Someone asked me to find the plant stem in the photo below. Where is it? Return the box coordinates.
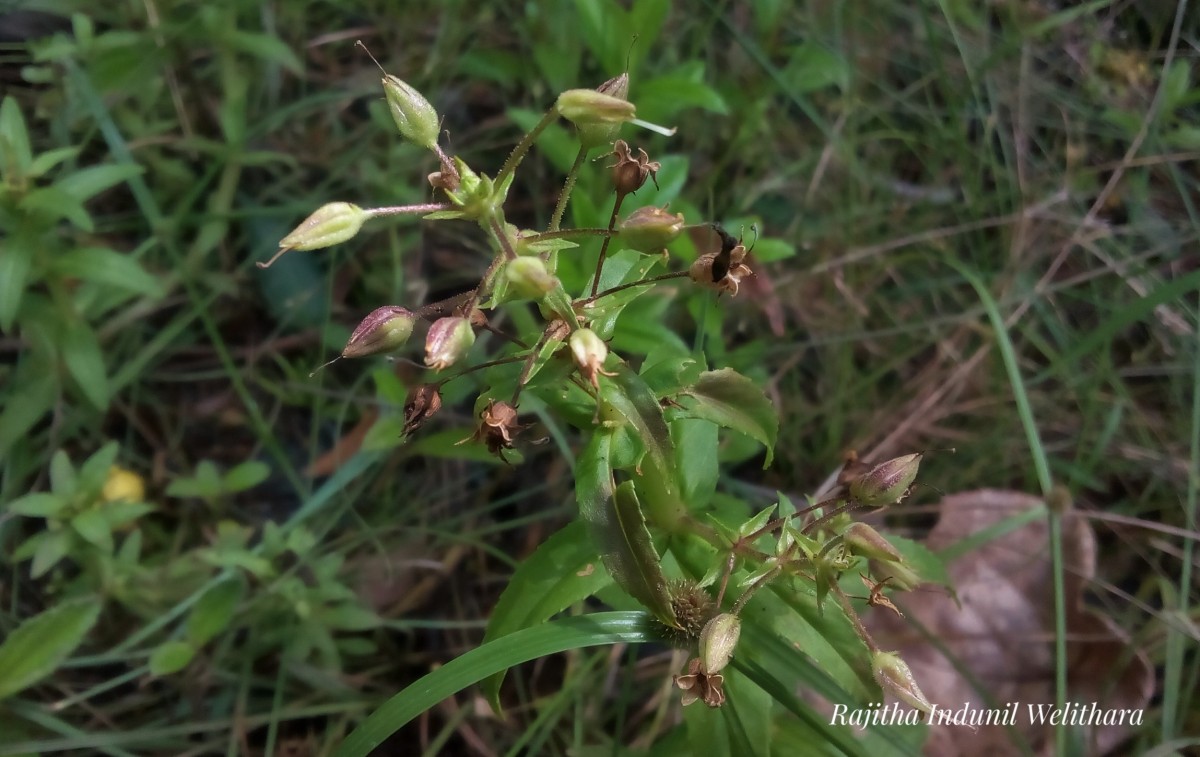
[731,565,781,615]
[439,355,528,386]
[497,108,558,185]
[524,228,616,243]
[589,195,625,298]
[365,202,452,218]
[831,582,878,652]
[432,144,459,185]
[584,271,688,304]
[549,146,589,232]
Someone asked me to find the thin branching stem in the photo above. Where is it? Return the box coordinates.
[524,228,617,243]
[831,582,878,652]
[549,146,589,232]
[590,194,625,298]
[497,108,558,185]
[584,271,688,304]
[438,355,528,387]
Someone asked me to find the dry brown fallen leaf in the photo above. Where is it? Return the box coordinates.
[865,489,1154,756]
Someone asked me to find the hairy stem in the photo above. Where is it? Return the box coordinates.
[831,582,878,652]
[549,146,589,232]
[365,202,453,218]
[524,228,617,243]
[497,108,558,185]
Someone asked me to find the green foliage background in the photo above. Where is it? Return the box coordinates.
[1,0,1197,754]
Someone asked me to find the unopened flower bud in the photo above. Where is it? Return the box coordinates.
[577,74,629,148]
[505,256,559,299]
[870,559,922,591]
[569,328,615,389]
[619,206,684,253]
[342,306,417,359]
[424,317,475,371]
[872,651,933,715]
[277,202,366,253]
[402,383,443,436]
[849,454,922,507]
[844,523,904,563]
[382,75,440,150]
[698,613,741,675]
[557,88,636,127]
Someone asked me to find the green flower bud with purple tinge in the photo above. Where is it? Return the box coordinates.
[698,613,741,675]
[618,205,685,253]
[557,86,636,128]
[577,73,630,148]
[849,453,922,507]
[341,306,417,358]
[279,202,366,251]
[872,651,933,714]
[844,522,904,563]
[382,74,440,150]
[424,316,475,371]
[505,256,559,299]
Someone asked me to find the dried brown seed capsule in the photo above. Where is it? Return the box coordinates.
[341,306,418,359]
[464,400,526,460]
[673,657,726,708]
[402,384,443,436]
[688,243,753,296]
[607,140,660,196]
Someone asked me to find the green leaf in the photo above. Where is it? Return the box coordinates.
[167,460,224,499]
[481,520,613,710]
[888,534,955,595]
[148,640,196,676]
[0,236,33,331]
[71,509,113,553]
[335,612,656,757]
[674,418,719,508]
[49,450,77,495]
[0,598,102,700]
[606,362,675,479]
[0,96,32,176]
[222,460,270,493]
[27,145,81,178]
[54,163,143,203]
[78,441,119,495]
[186,578,245,645]
[19,186,93,231]
[52,247,163,299]
[0,370,55,458]
[578,433,676,626]
[680,368,779,467]
[314,604,382,631]
[225,31,304,74]
[6,493,69,519]
[61,318,110,411]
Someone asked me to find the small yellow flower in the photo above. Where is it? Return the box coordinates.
[103,466,145,504]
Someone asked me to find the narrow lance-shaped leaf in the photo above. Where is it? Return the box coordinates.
[0,598,102,700]
[606,361,675,484]
[480,520,613,711]
[577,432,677,626]
[679,368,779,467]
[335,612,656,757]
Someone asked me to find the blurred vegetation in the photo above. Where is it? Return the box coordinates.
[0,0,1197,755]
